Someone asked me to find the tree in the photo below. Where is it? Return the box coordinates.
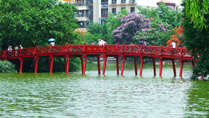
[113,12,151,44]
[133,3,181,46]
[0,0,79,49]
[185,0,209,29]
[182,1,209,79]
[0,0,80,72]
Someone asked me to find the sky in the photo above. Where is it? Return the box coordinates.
[137,0,183,7]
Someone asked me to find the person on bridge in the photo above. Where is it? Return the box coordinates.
[19,45,23,49]
[15,46,19,56]
[98,39,106,46]
[171,40,176,54]
[8,46,13,56]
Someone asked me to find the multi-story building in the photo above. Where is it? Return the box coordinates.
[108,0,137,16]
[61,0,138,27]
[60,0,182,29]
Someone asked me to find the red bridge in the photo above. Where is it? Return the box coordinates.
[0,44,196,78]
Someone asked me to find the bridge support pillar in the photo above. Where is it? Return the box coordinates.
[159,58,163,77]
[140,56,144,76]
[179,60,184,78]
[153,58,156,76]
[34,56,39,74]
[83,55,88,75]
[116,56,119,75]
[172,59,176,77]
[192,61,195,68]
[121,56,125,76]
[97,56,100,75]
[49,56,54,74]
[19,58,23,74]
[80,57,84,75]
[134,57,137,76]
[65,55,71,75]
[103,55,107,75]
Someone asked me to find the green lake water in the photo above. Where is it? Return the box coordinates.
[0,64,209,117]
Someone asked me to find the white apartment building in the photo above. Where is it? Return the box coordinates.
[61,0,182,28]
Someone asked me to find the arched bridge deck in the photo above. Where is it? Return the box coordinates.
[0,44,196,77]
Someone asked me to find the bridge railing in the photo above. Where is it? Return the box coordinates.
[0,44,193,59]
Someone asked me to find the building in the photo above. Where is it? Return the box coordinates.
[60,0,182,29]
[108,0,137,17]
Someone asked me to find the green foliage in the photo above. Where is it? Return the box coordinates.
[185,0,209,29]
[182,1,209,79]
[0,60,16,73]
[86,10,129,44]
[134,3,181,46]
[0,0,79,49]
[0,0,81,73]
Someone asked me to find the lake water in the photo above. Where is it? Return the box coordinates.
[0,65,209,118]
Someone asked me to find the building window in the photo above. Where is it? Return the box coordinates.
[121,0,126,4]
[101,8,108,17]
[112,8,116,15]
[129,0,135,3]
[112,0,116,4]
[101,0,108,5]
[130,7,135,12]
[121,7,126,10]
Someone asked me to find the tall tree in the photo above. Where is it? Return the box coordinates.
[182,1,209,79]
[112,12,151,44]
[0,0,79,49]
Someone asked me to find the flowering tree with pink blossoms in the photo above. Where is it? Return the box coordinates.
[112,12,151,44]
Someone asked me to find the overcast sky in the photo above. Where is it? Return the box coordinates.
[137,0,183,7]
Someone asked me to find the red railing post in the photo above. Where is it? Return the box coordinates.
[116,56,119,75]
[34,56,39,74]
[139,56,144,76]
[153,58,156,76]
[97,56,101,75]
[3,49,7,58]
[172,59,176,77]
[65,55,71,75]
[179,59,184,78]
[19,58,23,74]
[134,56,137,76]
[159,57,163,77]
[121,55,125,76]
[33,45,38,54]
[103,55,107,75]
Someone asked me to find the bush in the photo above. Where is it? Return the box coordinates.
[0,60,16,73]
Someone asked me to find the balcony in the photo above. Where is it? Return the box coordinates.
[129,0,135,3]
[76,14,89,17]
[101,1,108,5]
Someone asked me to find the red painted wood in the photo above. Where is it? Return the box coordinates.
[65,56,71,75]
[180,60,184,78]
[80,57,84,75]
[0,44,196,75]
[134,57,137,76]
[19,58,23,74]
[116,56,119,75]
[49,56,54,74]
[153,58,156,76]
[103,56,107,75]
[34,56,39,74]
[140,57,144,76]
[159,58,163,77]
[121,56,125,76]
[97,56,100,75]
[83,56,88,75]
[172,60,176,77]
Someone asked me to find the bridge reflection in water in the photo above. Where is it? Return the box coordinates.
[0,44,196,78]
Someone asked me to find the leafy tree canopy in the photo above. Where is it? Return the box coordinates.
[0,0,79,49]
